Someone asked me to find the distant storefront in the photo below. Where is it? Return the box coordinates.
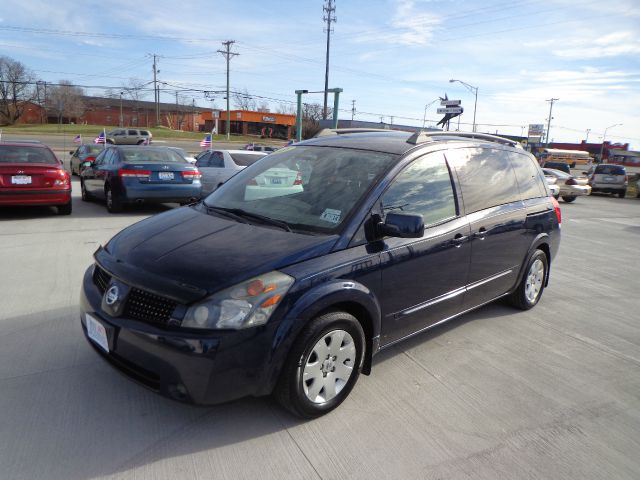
[199,110,296,139]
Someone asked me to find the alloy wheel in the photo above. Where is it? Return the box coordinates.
[524,258,545,304]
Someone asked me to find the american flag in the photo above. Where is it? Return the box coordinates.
[73,134,82,144]
[199,134,211,148]
[142,137,150,145]
[94,132,106,144]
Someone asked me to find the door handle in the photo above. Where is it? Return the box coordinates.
[452,233,468,247]
[473,227,487,240]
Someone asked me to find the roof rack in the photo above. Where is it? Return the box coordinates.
[313,128,393,137]
[406,131,521,148]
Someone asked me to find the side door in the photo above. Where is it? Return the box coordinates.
[92,149,116,199]
[378,151,472,346]
[83,149,105,194]
[202,151,225,192]
[445,147,529,310]
[127,129,140,145]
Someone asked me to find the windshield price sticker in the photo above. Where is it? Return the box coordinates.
[320,208,341,224]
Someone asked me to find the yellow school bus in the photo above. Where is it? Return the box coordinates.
[539,148,593,168]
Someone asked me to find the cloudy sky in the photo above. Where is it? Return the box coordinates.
[1,0,639,148]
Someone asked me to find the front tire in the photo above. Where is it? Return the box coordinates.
[508,249,548,310]
[562,196,576,203]
[274,311,365,418]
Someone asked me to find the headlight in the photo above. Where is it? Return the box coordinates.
[182,271,294,330]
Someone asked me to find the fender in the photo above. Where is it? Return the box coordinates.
[257,279,382,396]
[511,233,553,292]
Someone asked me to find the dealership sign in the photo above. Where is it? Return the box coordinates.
[440,99,461,107]
[262,116,276,122]
[437,107,464,114]
[528,124,544,136]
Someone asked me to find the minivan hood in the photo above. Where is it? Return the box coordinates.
[101,206,338,300]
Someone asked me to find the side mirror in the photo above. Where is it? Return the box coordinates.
[381,212,424,238]
[69,150,75,155]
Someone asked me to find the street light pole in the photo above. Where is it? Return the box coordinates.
[119,92,124,127]
[599,123,622,163]
[449,79,478,132]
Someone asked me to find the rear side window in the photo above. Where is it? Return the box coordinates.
[230,153,265,167]
[595,165,625,175]
[381,152,457,227]
[510,152,546,199]
[446,147,520,214]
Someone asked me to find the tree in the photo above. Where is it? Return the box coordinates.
[301,102,331,139]
[257,101,270,112]
[276,103,296,115]
[46,80,85,124]
[232,87,256,110]
[0,56,37,125]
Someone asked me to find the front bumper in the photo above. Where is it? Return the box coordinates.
[560,185,591,197]
[79,266,279,405]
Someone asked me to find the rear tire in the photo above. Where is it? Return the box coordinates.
[105,185,124,213]
[57,202,72,215]
[274,311,365,419]
[562,196,576,203]
[508,249,548,310]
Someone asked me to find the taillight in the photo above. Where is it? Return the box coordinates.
[54,169,70,187]
[85,156,96,162]
[118,169,150,178]
[624,175,628,185]
[293,171,303,185]
[181,169,201,180]
[551,196,562,226]
[565,178,577,186]
[247,178,258,186]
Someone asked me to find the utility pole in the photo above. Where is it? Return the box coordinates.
[218,40,239,140]
[351,99,356,121]
[175,91,179,130]
[152,54,160,126]
[322,0,336,120]
[545,98,559,147]
[585,128,591,143]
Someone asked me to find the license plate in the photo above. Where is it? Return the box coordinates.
[159,172,174,180]
[11,175,32,185]
[270,177,282,185]
[604,176,614,182]
[86,313,109,353]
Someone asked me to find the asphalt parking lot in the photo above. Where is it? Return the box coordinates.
[1,185,639,480]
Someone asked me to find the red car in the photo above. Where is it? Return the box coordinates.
[0,142,72,215]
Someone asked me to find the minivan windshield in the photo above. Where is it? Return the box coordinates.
[203,146,396,233]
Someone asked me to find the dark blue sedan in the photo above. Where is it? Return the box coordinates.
[80,146,202,212]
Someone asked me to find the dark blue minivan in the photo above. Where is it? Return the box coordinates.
[80,130,561,418]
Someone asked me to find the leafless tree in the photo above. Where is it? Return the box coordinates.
[122,77,148,102]
[301,102,331,139]
[232,87,256,110]
[0,56,37,125]
[103,88,119,99]
[47,80,85,124]
[256,101,270,112]
[276,102,296,115]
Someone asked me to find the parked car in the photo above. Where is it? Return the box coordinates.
[542,168,591,202]
[69,144,105,175]
[196,150,267,194]
[80,130,560,418]
[542,161,571,174]
[105,129,151,145]
[79,146,202,212]
[0,142,72,214]
[585,164,627,198]
[243,143,279,152]
[544,174,560,199]
[168,147,197,164]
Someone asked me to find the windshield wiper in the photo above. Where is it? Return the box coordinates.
[216,207,293,232]
[204,205,249,224]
